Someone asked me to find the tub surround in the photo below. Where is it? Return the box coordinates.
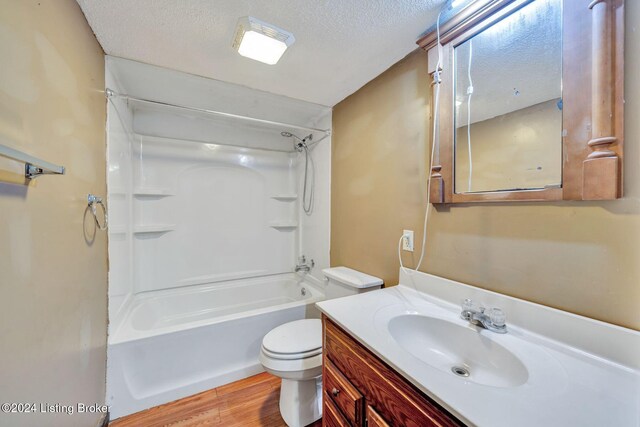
[106,56,332,321]
[316,269,640,427]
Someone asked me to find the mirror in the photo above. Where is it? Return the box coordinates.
[418,0,624,203]
[453,0,562,194]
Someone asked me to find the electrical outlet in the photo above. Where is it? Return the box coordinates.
[402,230,414,252]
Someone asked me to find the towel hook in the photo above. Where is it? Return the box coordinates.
[88,194,108,231]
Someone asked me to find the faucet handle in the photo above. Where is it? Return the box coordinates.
[489,308,506,327]
[461,298,479,313]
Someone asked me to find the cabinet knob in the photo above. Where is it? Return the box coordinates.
[331,388,340,397]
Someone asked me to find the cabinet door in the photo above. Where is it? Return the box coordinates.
[324,358,364,426]
[367,405,390,427]
[323,391,350,427]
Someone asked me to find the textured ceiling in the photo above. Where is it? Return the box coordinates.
[77,0,445,107]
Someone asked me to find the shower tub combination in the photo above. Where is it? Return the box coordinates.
[105,56,332,420]
[106,273,323,418]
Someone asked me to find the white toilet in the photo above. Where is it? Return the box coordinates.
[259,267,383,427]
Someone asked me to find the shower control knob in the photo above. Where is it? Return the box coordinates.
[331,388,340,397]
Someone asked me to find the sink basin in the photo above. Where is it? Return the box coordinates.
[388,314,528,388]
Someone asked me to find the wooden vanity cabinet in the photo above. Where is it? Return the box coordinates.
[322,315,464,427]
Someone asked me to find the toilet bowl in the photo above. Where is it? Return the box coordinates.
[259,319,323,427]
[259,267,383,427]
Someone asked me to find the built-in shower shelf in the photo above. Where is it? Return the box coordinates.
[133,188,175,198]
[133,224,176,234]
[271,194,298,201]
[269,221,298,229]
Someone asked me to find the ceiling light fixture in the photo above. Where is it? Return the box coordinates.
[232,16,295,65]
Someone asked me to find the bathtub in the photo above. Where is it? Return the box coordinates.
[106,273,324,419]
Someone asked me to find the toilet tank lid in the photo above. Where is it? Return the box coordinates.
[322,267,383,289]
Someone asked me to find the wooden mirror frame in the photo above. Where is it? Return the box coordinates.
[417,0,624,203]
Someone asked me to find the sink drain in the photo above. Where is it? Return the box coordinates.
[451,366,470,377]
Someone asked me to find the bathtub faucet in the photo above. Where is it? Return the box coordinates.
[295,256,314,273]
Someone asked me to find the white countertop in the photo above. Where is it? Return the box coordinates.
[316,271,640,427]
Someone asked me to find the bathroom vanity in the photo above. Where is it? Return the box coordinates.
[322,316,463,427]
[316,269,640,427]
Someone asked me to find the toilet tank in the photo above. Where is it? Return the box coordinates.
[322,267,383,300]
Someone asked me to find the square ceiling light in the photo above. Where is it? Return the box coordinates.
[232,16,295,65]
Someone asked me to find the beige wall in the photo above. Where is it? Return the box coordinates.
[455,99,562,193]
[332,2,640,331]
[0,1,108,426]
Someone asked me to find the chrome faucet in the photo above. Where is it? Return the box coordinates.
[294,255,314,273]
[460,299,507,334]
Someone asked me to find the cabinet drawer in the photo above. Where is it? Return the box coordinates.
[324,317,463,427]
[367,405,390,427]
[323,391,350,427]
[324,358,363,426]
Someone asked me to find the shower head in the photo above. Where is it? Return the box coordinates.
[281,131,312,142]
[281,131,303,152]
[281,131,313,152]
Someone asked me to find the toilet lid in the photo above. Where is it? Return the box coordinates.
[262,319,322,357]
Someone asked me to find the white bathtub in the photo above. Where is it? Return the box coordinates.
[106,273,324,419]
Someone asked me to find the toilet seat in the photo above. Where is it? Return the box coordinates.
[259,319,323,377]
[261,319,321,360]
[261,346,322,360]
